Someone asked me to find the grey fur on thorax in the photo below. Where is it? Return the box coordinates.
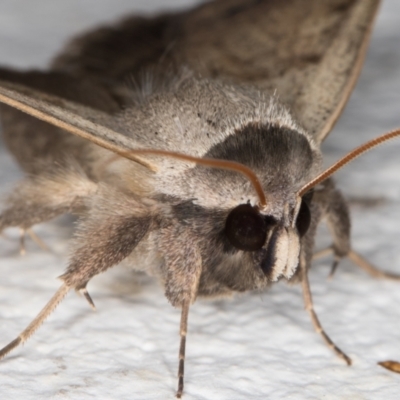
[116,75,322,211]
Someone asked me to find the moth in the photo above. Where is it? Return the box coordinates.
[0,0,399,398]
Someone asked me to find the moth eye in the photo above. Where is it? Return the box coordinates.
[225,204,273,251]
[295,199,311,237]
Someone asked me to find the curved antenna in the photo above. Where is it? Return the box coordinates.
[0,82,156,170]
[298,128,400,197]
[0,81,267,207]
[107,149,267,207]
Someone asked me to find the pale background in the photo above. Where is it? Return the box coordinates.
[0,1,400,399]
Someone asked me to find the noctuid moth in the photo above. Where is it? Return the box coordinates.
[0,0,400,398]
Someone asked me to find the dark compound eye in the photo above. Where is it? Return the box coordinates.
[296,199,311,237]
[225,204,274,251]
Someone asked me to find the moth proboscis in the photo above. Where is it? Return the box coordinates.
[0,0,400,397]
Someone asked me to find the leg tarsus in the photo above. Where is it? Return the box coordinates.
[176,300,190,399]
[77,287,96,310]
[312,246,342,279]
[348,250,400,281]
[18,228,49,256]
[312,247,333,261]
[27,228,50,252]
[0,338,22,360]
[19,228,26,256]
[328,256,340,279]
[0,284,70,360]
[312,246,400,281]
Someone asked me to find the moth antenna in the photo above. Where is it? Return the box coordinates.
[0,85,266,206]
[0,284,70,360]
[104,149,268,207]
[298,128,400,196]
[0,84,156,171]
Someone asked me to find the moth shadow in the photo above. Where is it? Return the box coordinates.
[95,268,159,302]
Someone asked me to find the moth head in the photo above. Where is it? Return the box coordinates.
[120,127,400,290]
[1,79,398,287]
[146,121,321,285]
[146,125,400,287]
[224,195,311,252]
[220,193,311,282]
[197,122,319,283]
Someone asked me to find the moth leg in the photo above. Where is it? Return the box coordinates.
[312,246,343,278]
[76,285,97,311]
[312,247,333,261]
[19,228,26,256]
[317,180,400,280]
[176,299,190,399]
[160,227,202,307]
[321,182,351,277]
[0,284,70,360]
[328,255,341,278]
[300,257,352,365]
[347,250,400,281]
[313,246,400,280]
[27,228,50,251]
[0,166,97,235]
[18,228,49,255]
[0,191,153,360]
[159,225,202,398]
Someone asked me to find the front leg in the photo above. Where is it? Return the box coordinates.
[0,188,155,360]
[312,178,351,272]
[296,179,352,364]
[314,179,400,280]
[299,177,400,366]
[159,224,202,398]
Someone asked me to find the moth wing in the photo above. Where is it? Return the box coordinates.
[179,0,382,143]
[0,68,118,174]
[52,0,381,143]
[0,76,157,173]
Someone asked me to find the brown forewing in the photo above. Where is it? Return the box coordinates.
[52,0,381,142]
